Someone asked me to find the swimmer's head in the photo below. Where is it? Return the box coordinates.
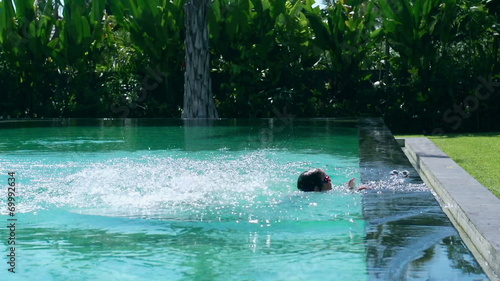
[297,168,332,192]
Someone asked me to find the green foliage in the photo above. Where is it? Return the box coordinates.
[107,0,186,117]
[0,0,111,117]
[1,0,57,116]
[0,0,499,133]
[210,0,323,117]
[377,0,499,133]
[303,0,380,116]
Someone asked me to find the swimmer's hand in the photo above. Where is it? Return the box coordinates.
[347,178,370,191]
[347,178,356,190]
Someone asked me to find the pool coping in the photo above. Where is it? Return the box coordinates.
[398,137,500,281]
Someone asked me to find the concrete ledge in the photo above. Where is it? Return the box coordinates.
[401,137,500,281]
[395,138,405,147]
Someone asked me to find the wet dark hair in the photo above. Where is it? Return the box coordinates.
[297,168,324,192]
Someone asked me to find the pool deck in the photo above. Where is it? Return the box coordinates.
[399,137,500,281]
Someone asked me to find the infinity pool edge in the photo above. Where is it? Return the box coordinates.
[400,137,500,281]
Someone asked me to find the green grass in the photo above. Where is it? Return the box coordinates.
[398,133,500,198]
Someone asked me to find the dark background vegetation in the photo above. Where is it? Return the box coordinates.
[1,0,499,134]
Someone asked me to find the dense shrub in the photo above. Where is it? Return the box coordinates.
[0,0,498,133]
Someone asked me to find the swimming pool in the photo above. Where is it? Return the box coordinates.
[0,119,488,280]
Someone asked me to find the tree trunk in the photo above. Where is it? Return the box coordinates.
[183,0,219,118]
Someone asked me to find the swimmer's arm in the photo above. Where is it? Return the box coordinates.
[347,178,370,191]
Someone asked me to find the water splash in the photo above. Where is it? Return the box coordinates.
[4,149,363,224]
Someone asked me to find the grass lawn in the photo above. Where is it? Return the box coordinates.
[398,133,500,198]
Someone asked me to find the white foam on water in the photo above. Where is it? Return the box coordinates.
[4,149,364,223]
[362,178,428,192]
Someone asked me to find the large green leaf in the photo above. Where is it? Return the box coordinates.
[304,10,333,50]
[15,0,35,22]
[0,0,16,44]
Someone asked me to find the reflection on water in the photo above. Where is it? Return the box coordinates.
[359,118,488,281]
[364,190,487,280]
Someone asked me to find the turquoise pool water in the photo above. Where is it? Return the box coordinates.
[1,119,367,280]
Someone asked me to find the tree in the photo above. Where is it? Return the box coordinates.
[183,0,219,118]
